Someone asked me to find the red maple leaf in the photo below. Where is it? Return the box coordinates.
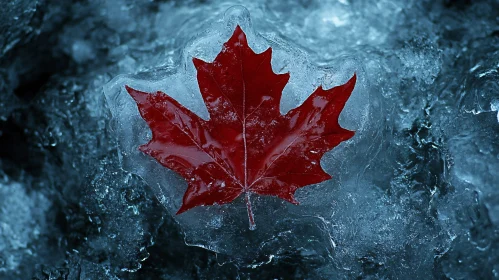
[126,26,356,229]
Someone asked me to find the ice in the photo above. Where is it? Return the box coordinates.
[71,40,96,64]
[461,50,499,118]
[0,0,38,120]
[0,178,53,278]
[0,0,38,54]
[104,5,379,261]
[0,0,498,278]
[397,36,442,86]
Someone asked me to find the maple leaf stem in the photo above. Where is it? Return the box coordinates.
[245,192,256,230]
[126,26,356,227]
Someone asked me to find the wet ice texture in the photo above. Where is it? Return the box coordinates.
[1,0,499,279]
[0,180,50,276]
[105,6,368,260]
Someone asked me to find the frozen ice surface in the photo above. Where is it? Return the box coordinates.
[0,178,59,279]
[105,5,371,260]
[0,0,498,279]
[0,0,39,54]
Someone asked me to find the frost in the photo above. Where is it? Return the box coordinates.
[0,179,50,275]
[105,6,364,259]
[1,0,499,278]
[0,0,38,54]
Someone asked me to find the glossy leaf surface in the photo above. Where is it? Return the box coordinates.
[126,26,356,228]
